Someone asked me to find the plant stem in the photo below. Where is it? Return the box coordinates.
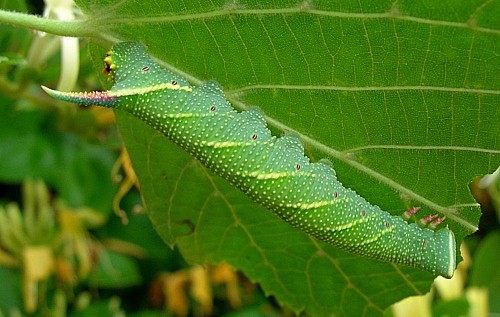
[0,9,93,37]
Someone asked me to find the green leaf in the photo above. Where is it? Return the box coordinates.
[86,248,142,288]
[79,0,498,315]
[0,98,117,213]
[69,297,125,317]
[0,266,22,313]
[470,230,500,313]
[432,297,469,317]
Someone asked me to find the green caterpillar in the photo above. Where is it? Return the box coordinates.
[43,42,456,278]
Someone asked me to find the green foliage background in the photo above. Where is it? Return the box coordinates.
[0,0,499,316]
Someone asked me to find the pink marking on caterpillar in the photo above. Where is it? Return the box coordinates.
[403,206,421,218]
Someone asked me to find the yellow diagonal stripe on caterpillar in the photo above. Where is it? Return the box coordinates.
[199,140,255,148]
[350,226,395,247]
[317,214,374,232]
[284,200,334,210]
[108,82,193,97]
[240,168,322,180]
[159,112,234,120]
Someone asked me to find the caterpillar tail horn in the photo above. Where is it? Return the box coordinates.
[41,86,117,107]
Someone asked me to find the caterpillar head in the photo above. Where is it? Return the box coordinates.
[102,50,116,76]
[41,42,190,107]
[101,42,189,91]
